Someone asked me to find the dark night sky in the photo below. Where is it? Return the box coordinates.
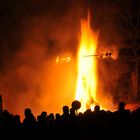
[0,0,80,62]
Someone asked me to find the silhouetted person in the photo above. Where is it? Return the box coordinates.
[71,100,81,115]
[132,107,140,129]
[0,95,3,114]
[13,115,21,129]
[47,113,55,129]
[70,108,76,116]
[55,113,61,128]
[118,102,125,111]
[113,102,131,133]
[2,110,14,128]
[37,111,47,129]
[60,105,70,129]
[94,105,100,113]
[69,107,78,129]
[62,106,69,116]
[22,108,36,129]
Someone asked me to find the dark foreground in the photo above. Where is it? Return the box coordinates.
[0,102,140,139]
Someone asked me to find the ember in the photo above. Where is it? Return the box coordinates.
[56,56,71,64]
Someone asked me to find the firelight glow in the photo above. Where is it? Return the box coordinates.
[75,13,99,112]
[56,56,71,64]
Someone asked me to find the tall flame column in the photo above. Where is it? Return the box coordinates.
[75,13,98,112]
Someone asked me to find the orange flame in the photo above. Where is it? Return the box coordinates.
[75,13,99,112]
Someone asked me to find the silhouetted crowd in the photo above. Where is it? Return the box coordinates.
[0,101,140,138]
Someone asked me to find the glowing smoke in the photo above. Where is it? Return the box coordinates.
[0,0,85,118]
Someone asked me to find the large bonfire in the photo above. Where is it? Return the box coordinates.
[75,13,99,112]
